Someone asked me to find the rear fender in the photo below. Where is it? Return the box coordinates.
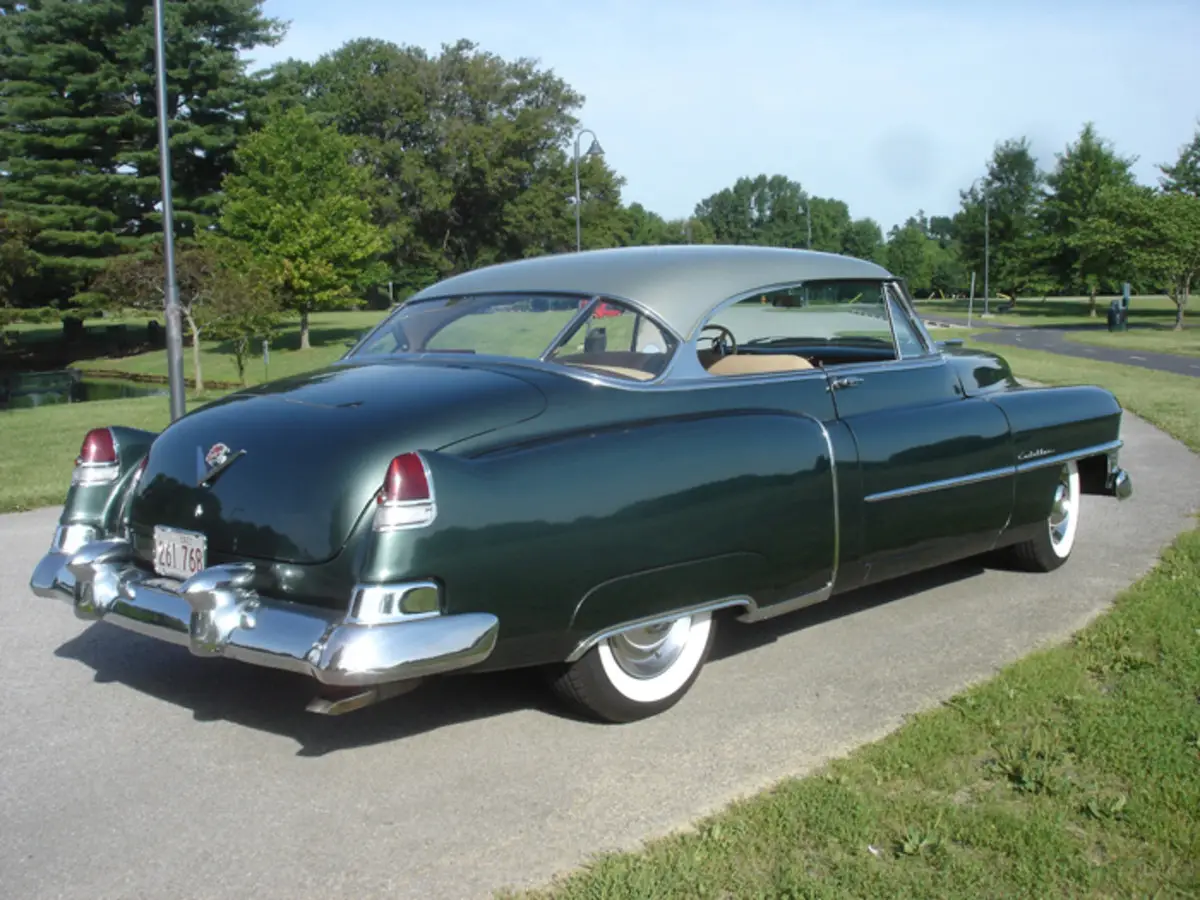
[59,425,158,538]
[356,410,838,662]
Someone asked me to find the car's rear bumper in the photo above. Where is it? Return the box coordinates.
[30,537,498,690]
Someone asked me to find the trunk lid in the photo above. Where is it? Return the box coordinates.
[127,360,546,564]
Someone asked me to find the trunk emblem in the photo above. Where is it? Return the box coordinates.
[197,443,246,487]
[205,443,232,469]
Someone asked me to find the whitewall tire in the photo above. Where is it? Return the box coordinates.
[1006,459,1081,572]
[549,610,717,722]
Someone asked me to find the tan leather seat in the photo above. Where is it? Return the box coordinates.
[707,354,814,376]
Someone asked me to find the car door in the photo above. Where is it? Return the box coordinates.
[827,282,1013,588]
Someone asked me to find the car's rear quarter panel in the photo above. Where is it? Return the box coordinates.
[366,406,838,669]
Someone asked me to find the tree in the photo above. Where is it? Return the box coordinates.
[842,218,884,263]
[956,138,1048,305]
[886,221,929,289]
[203,249,283,386]
[269,38,624,289]
[0,213,37,308]
[1042,123,1136,314]
[1158,122,1200,197]
[1078,186,1200,330]
[693,175,812,248]
[217,106,388,349]
[0,0,284,307]
[93,240,253,392]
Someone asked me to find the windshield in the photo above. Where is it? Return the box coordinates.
[348,292,678,381]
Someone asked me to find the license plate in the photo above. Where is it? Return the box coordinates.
[153,526,207,580]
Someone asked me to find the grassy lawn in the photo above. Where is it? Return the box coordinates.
[1064,327,1200,359]
[0,393,211,512]
[916,294,1193,331]
[502,348,1200,899]
[74,310,389,387]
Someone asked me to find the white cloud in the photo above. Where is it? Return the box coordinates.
[249,0,1200,231]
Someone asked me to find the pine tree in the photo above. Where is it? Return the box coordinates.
[0,0,283,307]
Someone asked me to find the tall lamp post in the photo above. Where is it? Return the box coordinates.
[153,0,185,420]
[803,196,812,249]
[573,128,603,252]
[971,176,991,317]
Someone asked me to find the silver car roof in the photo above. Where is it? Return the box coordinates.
[405,244,895,339]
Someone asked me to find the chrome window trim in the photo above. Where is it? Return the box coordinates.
[339,276,954,393]
[884,280,936,358]
[345,289,685,376]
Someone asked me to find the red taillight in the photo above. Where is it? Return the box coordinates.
[380,452,431,504]
[373,452,436,531]
[77,428,117,466]
[72,427,120,486]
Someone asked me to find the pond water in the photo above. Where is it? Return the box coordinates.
[0,370,167,411]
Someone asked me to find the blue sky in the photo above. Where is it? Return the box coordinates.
[247,0,1199,233]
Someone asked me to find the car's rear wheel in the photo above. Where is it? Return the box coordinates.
[549,610,716,723]
[1005,459,1081,572]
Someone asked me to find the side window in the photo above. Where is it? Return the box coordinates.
[546,299,676,380]
[701,280,907,374]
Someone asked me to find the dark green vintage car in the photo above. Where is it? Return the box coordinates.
[30,245,1132,722]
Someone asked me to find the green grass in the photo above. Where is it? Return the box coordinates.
[74,310,388,387]
[0,393,211,512]
[916,294,1193,330]
[1064,327,1200,358]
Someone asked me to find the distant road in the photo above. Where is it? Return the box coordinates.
[923,314,1200,379]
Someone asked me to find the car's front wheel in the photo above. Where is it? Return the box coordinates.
[1005,459,1081,571]
[548,610,716,723]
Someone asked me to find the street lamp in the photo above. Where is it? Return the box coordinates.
[153,0,185,420]
[803,196,812,249]
[971,176,991,317]
[573,129,603,252]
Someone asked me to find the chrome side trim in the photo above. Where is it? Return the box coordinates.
[737,583,833,623]
[1014,439,1123,473]
[865,465,1015,503]
[863,439,1126,504]
[565,596,755,663]
[819,417,840,588]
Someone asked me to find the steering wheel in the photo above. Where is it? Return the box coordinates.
[700,324,737,358]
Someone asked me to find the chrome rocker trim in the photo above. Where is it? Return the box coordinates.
[30,538,499,695]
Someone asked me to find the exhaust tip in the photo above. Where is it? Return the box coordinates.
[305,679,423,715]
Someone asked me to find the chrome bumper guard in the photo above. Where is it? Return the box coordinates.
[1109,467,1132,500]
[30,538,499,689]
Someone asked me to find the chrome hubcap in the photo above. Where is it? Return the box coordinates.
[607,617,692,679]
[1049,468,1073,546]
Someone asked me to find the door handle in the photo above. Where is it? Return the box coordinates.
[829,376,864,391]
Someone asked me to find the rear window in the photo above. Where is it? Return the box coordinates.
[349,293,677,381]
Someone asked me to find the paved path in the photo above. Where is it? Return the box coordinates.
[922,314,1200,378]
[2,412,1198,900]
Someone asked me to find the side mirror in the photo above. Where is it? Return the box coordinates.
[937,338,964,350]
